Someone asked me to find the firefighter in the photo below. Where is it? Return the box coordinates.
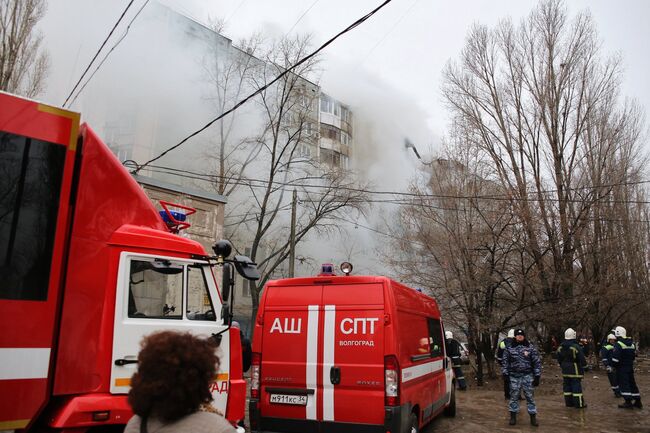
[557,328,588,408]
[600,333,621,398]
[496,329,515,399]
[502,328,541,427]
[612,326,642,409]
[445,331,467,391]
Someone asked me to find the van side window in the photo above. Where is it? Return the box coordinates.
[128,259,183,319]
[186,265,215,321]
[427,318,444,358]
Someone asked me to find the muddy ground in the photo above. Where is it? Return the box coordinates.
[425,354,650,433]
[243,355,649,432]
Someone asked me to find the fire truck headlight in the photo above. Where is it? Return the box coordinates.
[340,262,353,275]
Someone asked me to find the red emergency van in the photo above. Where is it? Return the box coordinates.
[249,266,456,433]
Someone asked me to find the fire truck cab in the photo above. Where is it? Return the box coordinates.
[249,265,456,433]
[0,92,254,432]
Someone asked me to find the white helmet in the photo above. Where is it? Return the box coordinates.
[607,334,616,341]
[614,326,627,338]
[445,331,453,339]
[507,329,515,338]
[564,328,576,340]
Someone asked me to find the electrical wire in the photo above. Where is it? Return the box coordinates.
[67,0,151,107]
[362,0,420,63]
[126,162,650,206]
[132,0,394,174]
[284,0,321,37]
[63,0,137,107]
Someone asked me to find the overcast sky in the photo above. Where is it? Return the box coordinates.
[159,0,650,146]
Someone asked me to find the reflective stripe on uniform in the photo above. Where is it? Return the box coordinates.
[616,341,636,350]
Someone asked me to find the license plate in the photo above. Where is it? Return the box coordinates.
[270,394,308,405]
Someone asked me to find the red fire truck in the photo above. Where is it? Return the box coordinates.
[0,92,256,432]
[249,263,456,433]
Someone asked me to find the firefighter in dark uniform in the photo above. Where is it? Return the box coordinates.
[445,331,467,391]
[600,333,621,398]
[556,328,588,408]
[496,329,515,399]
[612,326,642,409]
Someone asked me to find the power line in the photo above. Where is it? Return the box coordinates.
[67,0,151,107]
[285,0,321,37]
[127,162,650,206]
[63,0,137,107]
[363,0,420,63]
[132,0,394,174]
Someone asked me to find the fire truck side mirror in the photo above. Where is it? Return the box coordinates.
[222,262,234,302]
[233,255,260,281]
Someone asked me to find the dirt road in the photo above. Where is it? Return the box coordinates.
[425,355,650,433]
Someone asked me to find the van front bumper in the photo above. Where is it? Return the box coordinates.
[249,398,411,433]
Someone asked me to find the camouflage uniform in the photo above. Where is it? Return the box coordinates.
[502,339,542,415]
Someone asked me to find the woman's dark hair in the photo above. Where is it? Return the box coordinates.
[128,331,219,422]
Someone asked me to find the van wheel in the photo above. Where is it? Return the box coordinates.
[409,413,419,433]
[444,385,456,417]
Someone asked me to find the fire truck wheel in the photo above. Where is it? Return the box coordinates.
[443,385,457,417]
[409,413,419,433]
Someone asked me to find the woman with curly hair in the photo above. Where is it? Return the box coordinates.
[125,331,236,433]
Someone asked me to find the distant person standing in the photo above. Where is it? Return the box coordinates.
[557,328,588,408]
[496,329,515,399]
[600,333,621,398]
[445,331,467,391]
[502,328,542,427]
[612,326,642,409]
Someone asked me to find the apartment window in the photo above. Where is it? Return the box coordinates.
[320,125,339,141]
[300,144,312,158]
[341,107,350,123]
[341,131,349,145]
[320,96,332,113]
[333,103,340,117]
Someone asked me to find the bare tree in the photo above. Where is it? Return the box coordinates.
[0,0,49,97]
[441,0,648,346]
[205,33,368,321]
[384,132,533,383]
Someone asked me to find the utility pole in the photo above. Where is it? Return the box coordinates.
[289,189,297,277]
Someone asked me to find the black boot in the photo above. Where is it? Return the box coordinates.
[618,400,634,409]
[634,398,643,409]
[509,412,516,425]
[530,414,539,427]
[564,395,574,407]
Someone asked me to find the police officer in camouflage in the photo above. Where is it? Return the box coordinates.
[502,328,542,426]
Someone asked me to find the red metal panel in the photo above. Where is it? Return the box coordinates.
[225,327,244,422]
[0,92,76,146]
[0,93,79,430]
[323,283,385,424]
